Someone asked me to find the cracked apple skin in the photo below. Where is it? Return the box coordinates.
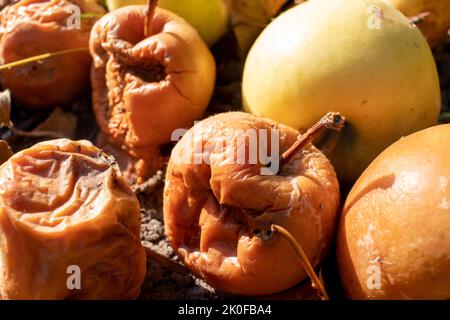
[163,112,340,296]
[0,139,146,300]
[0,0,105,109]
[338,125,450,299]
[386,0,450,47]
[242,0,441,184]
[90,5,216,175]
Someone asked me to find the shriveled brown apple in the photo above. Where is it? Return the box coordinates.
[0,139,146,300]
[164,111,342,296]
[90,2,216,183]
[0,0,105,108]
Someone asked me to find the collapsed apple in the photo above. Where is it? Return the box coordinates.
[0,139,146,299]
[90,3,216,183]
[105,0,230,46]
[242,0,441,183]
[386,0,450,47]
[338,125,450,299]
[164,112,342,296]
[0,0,105,108]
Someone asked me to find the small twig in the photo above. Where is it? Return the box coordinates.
[80,12,104,19]
[145,246,191,277]
[0,47,88,71]
[271,224,329,300]
[409,12,430,26]
[281,112,345,166]
[144,0,158,38]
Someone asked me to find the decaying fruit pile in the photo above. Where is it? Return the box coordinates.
[0,0,449,300]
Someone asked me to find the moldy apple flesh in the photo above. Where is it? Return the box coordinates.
[90,4,216,183]
[163,112,340,296]
[0,0,105,109]
[242,0,441,183]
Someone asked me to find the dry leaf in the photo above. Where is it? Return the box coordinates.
[0,90,11,127]
[0,140,13,165]
[32,107,77,139]
[231,0,303,56]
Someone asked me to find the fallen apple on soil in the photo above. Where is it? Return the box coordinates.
[338,124,450,299]
[242,0,441,183]
[386,0,450,47]
[90,2,216,183]
[0,0,105,108]
[0,139,146,299]
[163,111,342,296]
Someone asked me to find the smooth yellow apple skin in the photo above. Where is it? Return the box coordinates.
[105,0,146,11]
[242,0,441,183]
[158,0,230,46]
[385,0,450,47]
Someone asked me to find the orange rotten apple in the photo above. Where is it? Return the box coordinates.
[0,0,105,108]
[90,1,216,183]
[164,111,344,296]
[0,139,146,300]
[338,125,450,299]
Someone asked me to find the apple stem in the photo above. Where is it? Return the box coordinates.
[409,12,430,26]
[281,112,345,166]
[144,0,158,38]
[271,224,329,300]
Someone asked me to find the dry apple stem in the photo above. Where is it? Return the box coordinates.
[0,47,89,71]
[409,12,430,26]
[281,112,345,165]
[273,112,344,299]
[144,0,158,38]
[271,224,329,300]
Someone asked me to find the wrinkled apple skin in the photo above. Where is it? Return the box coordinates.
[164,112,340,296]
[386,0,450,47]
[0,139,146,300]
[0,0,105,109]
[90,5,216,151]
[242,0,441,183]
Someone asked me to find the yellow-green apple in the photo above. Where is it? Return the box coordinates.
[242,0,441,183]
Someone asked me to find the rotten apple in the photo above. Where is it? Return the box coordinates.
[0,139,146,300]
[90,2,216,183]
[0,0,105,108]
[163,111,343,296]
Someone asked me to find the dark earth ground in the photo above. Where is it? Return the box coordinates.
[0,6,449,299]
